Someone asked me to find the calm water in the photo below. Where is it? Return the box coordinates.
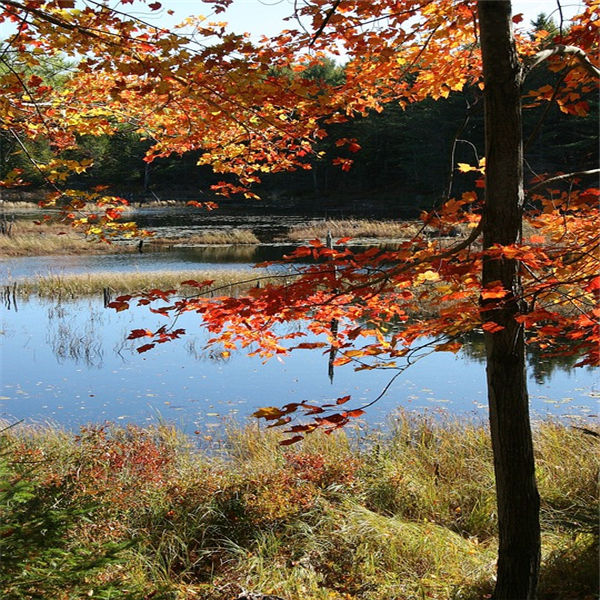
[1,296,597,433]
[0,246,298,282]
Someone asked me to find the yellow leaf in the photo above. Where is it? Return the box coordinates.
[252,406,284,420]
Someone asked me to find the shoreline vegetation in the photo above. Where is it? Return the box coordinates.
[12,269,285,299]
[1,416,597,600]
[0,213,426,258]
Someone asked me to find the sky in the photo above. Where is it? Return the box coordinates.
[0,0,586,42]
[133,0,584,38]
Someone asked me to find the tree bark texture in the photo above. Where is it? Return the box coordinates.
[478,2,541,599]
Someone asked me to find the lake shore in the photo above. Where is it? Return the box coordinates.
[0,209,426,258]
[1,417,596,600]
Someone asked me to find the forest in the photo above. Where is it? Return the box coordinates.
[1,14,597,216]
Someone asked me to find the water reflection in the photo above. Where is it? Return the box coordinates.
[0,297,596,429]
[459,331,587,385]
[46,303,105,368]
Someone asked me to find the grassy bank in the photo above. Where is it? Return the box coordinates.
[0,220,135,257]
[147,230,261,246]
[1,416,597,600]
[13,269,287,298]
[286,219,423,242]
[0,216,428,258]
[0,220,264,257]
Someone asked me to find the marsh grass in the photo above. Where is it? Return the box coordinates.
[287,219,424,241]
[0,416,596,600]
[0,220,135,257]
[0,219,263,257]
[147,229,261,246]
[14,268,286,298]
[2,215,468,258]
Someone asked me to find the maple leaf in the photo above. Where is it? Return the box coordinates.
[136,343,156,353]
[279,435,304,446]
[252,406,285,420]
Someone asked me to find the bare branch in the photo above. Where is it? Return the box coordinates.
[527,169,600,192]
[524,44,600,79]
[308,0,341,47]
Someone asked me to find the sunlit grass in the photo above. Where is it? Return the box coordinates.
[1,216,458,258]
[1,416,596,599]
[147,229,261,246]
[14,268,287,298]
[286,219,425,241]
[0,219,262,257]
[0,220,134,257]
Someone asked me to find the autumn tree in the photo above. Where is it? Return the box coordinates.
[1,0,598,598]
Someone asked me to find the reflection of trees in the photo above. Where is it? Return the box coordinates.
[46,302,104,368]
[459,331,584,385]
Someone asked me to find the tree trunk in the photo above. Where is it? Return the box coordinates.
[478,2,541,599]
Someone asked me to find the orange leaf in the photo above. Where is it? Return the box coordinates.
[482,322,505,333]
[345,409,365,418]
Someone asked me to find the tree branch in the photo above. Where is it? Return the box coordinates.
[308,0,341,47]
[524,44,600,79]
[527,169,600,192]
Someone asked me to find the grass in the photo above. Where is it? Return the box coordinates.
[0,219,263,257]
[0,215,431,259]
[147,230,261,246]
[0,220,136,257]
[1,415,597,600]
[13,268,288,298]
[286,219,425,242]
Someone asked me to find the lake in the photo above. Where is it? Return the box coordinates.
[1,289,596,433]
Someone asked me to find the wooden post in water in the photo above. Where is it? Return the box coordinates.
[103,287,112,308]
[326,230,338,383]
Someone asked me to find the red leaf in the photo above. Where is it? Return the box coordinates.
[108,300,129,312]
[293,342,327,350]
[585,276,600,293]
[127,328,154,340]
[512,13,523,23]
[318,413,347,423]
[336,395,351,405]
[181,279,214,289]
[279,435,304,446]
[148,2,161,10]
[137,343,156,353]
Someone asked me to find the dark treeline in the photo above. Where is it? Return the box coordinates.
[1,15,597,217]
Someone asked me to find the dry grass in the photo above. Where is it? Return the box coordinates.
[0,220,134,257]
[0,417,596,600]
[14,268,288,298]
[147,229,261,246]
[286,219,424,241]
[0,220,261,257]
